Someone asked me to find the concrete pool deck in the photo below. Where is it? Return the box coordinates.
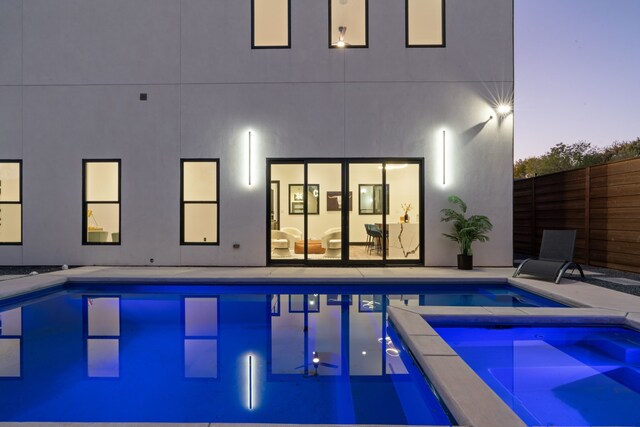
[1,266,639,427]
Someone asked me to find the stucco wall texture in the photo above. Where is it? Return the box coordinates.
[0,0,513,266]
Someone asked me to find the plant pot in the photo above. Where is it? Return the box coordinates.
[457,254,473,270]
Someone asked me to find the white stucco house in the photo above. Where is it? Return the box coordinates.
[0,0,513,267]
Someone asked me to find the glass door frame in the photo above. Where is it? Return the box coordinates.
[266,157,424,266]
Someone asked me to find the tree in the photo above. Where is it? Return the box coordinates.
[514,139,640,178]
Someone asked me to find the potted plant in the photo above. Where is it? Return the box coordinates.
[440,195,493,270]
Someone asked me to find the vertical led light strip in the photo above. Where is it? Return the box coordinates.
[248,131,252,186]
[442,130,446,185]
[248,355,253,409]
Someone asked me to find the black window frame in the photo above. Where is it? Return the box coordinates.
[328,0,369,49]
[251,0,292,49]
[82,159,122,246]
[180,159,220,246]
[266,157,424,267]
[358,184,390,215]
[0,159,23,245]
[405,0,446,48]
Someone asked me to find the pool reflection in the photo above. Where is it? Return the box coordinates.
[0,290,449,424]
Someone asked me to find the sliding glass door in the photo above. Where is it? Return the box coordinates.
[268,158,422,266]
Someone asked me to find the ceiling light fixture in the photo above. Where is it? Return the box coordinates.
[378,164,408,171]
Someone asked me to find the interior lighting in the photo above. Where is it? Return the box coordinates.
[378,164,408,171]
[334,26,349,48]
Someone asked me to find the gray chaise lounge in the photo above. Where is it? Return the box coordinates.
[513,229,585,284]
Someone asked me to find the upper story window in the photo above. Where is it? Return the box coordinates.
[181,160,219,245]
[0,161,22,244]
[329,0,368,48]
[252,0,290,48]
[406,0,445,47]
[83,160,121,245]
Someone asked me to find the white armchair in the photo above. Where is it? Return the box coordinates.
[321,229,341,258]
[271,230,292,257]
[277,227,301,248]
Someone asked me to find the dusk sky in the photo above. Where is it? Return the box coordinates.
[514,0,640,161]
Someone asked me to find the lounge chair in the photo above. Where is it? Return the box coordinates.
[513,229,585,284]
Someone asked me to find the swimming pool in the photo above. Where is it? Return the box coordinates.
[0,285,457,424]
[435,324,640,426]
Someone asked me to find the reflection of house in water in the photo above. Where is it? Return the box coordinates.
[0,308,22,378]
[0,291,447,424]
[270,294,407,377]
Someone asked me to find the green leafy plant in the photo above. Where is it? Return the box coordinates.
[440,195,493,256]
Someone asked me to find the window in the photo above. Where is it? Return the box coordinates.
[329,0,368,48]
[181,160,219,245]
[0,161,22,244]
[252,0,290,48]
[358,184,389,215]
[406,0,445,47]
[83,160,121,245]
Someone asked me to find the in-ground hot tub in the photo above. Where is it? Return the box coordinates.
[435,323,640,426]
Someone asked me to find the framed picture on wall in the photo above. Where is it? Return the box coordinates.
[289,184,320,215]
[326,191,352,211]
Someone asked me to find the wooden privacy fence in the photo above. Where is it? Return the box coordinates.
[514,156,640,274]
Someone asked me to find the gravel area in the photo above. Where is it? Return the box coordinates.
[515,255,640,297]
[0,265,65,281]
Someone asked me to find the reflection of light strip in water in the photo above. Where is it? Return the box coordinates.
[248,355,253,409]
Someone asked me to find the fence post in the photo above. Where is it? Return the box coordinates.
[584,167,590,266]
[531,176,536,255]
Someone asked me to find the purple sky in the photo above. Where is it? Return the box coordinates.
[514,0,640,161]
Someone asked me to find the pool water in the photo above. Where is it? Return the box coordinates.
[435,325,640,426]
[0,285,455,424]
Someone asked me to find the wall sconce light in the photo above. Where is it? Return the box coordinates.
[442,130,446,185]
[248,131,252,186]
[496,104,512,116]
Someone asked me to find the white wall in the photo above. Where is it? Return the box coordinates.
[0,0,514,267]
